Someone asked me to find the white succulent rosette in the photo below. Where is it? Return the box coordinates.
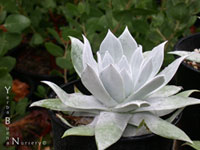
[31,27,200,150]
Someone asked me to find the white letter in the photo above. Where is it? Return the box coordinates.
[5,86,11,94]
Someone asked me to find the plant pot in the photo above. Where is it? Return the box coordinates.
[173,33,200,150]
[48,80,179,150]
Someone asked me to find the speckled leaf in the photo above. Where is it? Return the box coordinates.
[70,36,84,77]
[95,112,131,150]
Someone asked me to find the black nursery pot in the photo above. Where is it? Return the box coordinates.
[173,33,200,149]
[48,80,178,150]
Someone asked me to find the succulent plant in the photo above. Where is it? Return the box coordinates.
[31,27,200,150]
[170,50,200,63]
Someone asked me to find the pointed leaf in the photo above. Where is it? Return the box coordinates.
[184,141,200,150]
[177,90,199,97]
[169,51,200,63]
[62,126,95,137]
[70,36,84,77]
[149,41,167,77]
[42,81,107,110]
[130,46,144,84]
[123,125,150,137]
[100,64,125,103]
[126,75,165,102]
[117,55,130,72]
[81,65,117,107]
[95,112,131,150]
[151,85,182,97]
[135,96,200,116]
[102,51,114,69]
[99,30,123,63]
[118,27,138,62]
[82,35,97,72]
[143,113,192,143]
[159,56,188,85]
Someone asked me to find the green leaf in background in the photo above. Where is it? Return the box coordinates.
[0,123,6,146]
[0,67,8,78]
[61,27,82,41]
[4,14,31,33]
[56,56,73,70]
[47,28,62,44]
[184,141,200,150]
[34,85,47,98]
[45,42,64,57]
[0,10,7,24]
[0,0,18,13]
[15,98,28,116]
[41,0,56,9]
[30,33,44,45]
[0,56,16,72]
[0,32,22,56]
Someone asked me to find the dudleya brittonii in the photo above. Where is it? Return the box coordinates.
[31,27,200,150]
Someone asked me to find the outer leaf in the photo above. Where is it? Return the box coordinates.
[184,141,200,150]
[56,114,74,127]
[70,36,84,77]
[126,75,165,102]
[41,81,107,110]
[99,30,123,63]
[4,14,30,33]
[30,99,74,111]
[118,27,138,62]
[95,112,131,150]
[135,96,200,116]
[169,51,200,63]
[159,56,188,85]
[143,113,192,143]
[62,116,99,137]
[81,65,117,107]
[100,64,125,103]
[82,35,97,72]
[177,90,199,97]
[150,85,182,98]
[123,125,150,137]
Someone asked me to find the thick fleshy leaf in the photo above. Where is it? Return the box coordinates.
[99,30,123,63]
[135,96,200,116]
[97,52,103,72]
[70,36,84,77]
[118,27,138,62]
[130,46,144,84]
[101,51,114,69]
[125,75,165,102]
[169,51,200,63]
[100,64,125,103]
[184,141,200,150]
[166,108,183,123]
[81,65,117,107]
[159,56,188,85]
[149,41,167,77]
[177,90,199,97]
[95,112,131,150]
[120,69,133,97]
[82,35,98,72]
[41,81,107,110]
[112,100,149,112]
[123,125,150,137]
[150,85,182,98]
[117,55,131,73]
[62,116,99,137]
[30,99,74,111]
[143,113,192,143]
[134,58,153,91]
